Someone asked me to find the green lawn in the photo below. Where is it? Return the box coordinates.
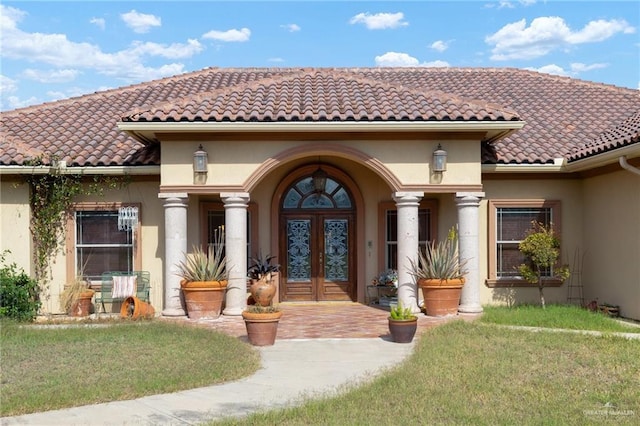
[3,305,639,425]
[480,303,640,333]
[0,320,260,416]
[214,319,640,425]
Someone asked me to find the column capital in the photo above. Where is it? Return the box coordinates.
[158,192,188,200]
[220,192,250,206]
[455,192,485,200]
[392,191,424,205]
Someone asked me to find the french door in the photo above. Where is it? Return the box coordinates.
[280,213,354,301]
[278,171,356,302]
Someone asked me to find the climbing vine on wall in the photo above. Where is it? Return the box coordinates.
[24,158,127,300]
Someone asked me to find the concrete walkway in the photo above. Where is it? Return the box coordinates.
[1,338,415,425]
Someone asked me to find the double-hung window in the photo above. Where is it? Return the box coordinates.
[378,200,438,270]
[200,202,258,264]
[70,204,140,283]
[487,200,562,286]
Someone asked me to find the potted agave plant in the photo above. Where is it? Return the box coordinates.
[409,227,468,317]
[242,252,282,346]
[175,227,228,320]
[388,301,418,343]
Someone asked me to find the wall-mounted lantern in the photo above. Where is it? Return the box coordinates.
[193,144,208,184]
[433,143,447,173]
[312,166,328,193]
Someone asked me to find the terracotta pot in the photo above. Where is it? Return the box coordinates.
[249,277,277,307]
[418,278,465,317]
[69,290,95,317]
[388,317,417,343]
[120,296,155,319]
[181,280,228,320]
[242,310,282,346]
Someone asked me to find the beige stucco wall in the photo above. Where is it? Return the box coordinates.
[1,178,164,315]
[582,170,640,320]
[160,137,482,188]
[480,178,584,308]
[0,179,32,274]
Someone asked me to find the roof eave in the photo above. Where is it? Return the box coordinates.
[565,144,640,173]
[117,120,526,144]
[0,165,160,175]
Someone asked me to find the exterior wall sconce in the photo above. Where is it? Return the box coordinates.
[193,144,208,183]
[312,166,328,193]
[433,143,447,173]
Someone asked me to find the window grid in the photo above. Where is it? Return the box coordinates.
[75,210,134,282]
[496,207,552,278]
[384,209,432,270]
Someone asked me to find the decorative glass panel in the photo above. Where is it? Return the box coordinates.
[324,219,348,281]
[333,188,352,208]
[287,219,311,282]
[295,178,314,194]
[301,194,333,208]
[283,175,353,210]
[283,189,302,208]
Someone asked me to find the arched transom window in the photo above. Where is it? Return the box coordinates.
[282,176,352,209]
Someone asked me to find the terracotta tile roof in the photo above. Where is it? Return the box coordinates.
[568,111,640,162]
[1,67,638,167]
[122,69,520,123]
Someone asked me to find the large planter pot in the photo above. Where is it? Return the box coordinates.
[181,280,228,320]
[418,278,465,317]
[69,290,95,317]
[242,310,282,346]
[120,296,155,319]
[388,317,418,343]
[249,277,277,307]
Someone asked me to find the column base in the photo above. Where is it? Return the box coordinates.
[222,307,244,316]
[458,303,483,314]
[161,307,187,317]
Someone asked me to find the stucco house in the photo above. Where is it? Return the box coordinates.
[1,67,638,320]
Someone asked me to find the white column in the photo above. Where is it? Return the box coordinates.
[159,193,188,317]
[456,192,484,313]
[393,192,424,314]
[221,192,250,316]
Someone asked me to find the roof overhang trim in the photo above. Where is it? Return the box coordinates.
[0,165,160,175]
[117,120,525,144]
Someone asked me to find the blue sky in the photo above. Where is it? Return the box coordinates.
[1,1,638,111]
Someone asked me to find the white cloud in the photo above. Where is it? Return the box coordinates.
[120,10,161,34]
[22,68,80,83]
[487,16,636,61]
[0,74,18,94]
[127,39,204,59]
[281,24,300,32]
[528,64,569,77]
[349,12,408,30]
[374,52,450,68]
[527,62,609,79]
[570,62,608,73]
[0,5,25,31]
[268,57,285,63]
[0,6,190,85]
[422,60,450,68]
[566,19,635,43]
[2,95,39,110]
[202,28,251,42]
[90,17,105,30]
[430,40,449,52]
[375,52,419,66]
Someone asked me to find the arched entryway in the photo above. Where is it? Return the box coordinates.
[275,164,359,302]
